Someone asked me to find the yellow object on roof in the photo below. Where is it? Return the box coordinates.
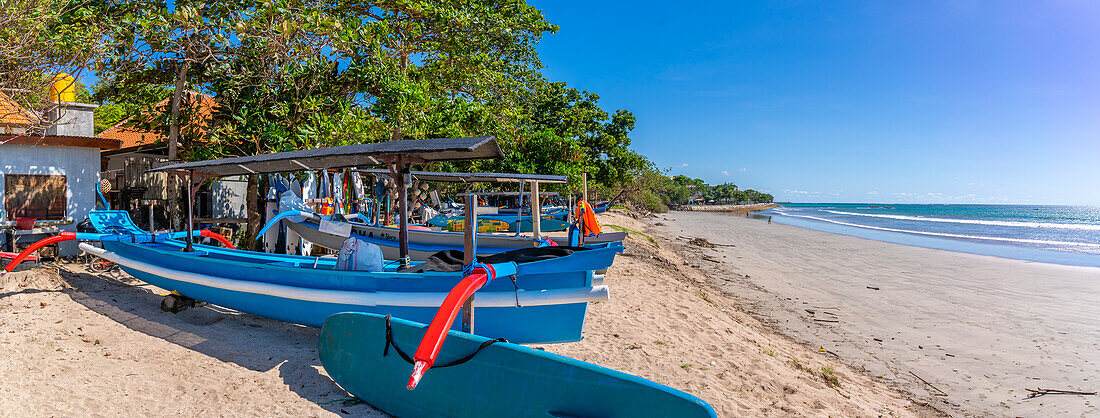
[50,73,76,102]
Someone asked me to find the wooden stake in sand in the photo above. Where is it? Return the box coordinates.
[1025,388,1096,398]
[909,371,948,396]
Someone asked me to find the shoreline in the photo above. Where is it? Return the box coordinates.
[651,210,1100,417]
[760,204,1100,268]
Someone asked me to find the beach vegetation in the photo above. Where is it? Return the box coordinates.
[596,168,773,213]
[680,363,693,370]
[604,224,655,244]
[654,340,668,345]
[819,366,841,388]
[762,348,777,357]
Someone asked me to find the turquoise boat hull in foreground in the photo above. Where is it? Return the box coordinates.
[319,312,717,418]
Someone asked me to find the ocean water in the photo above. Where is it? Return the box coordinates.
[758,204,1100,267]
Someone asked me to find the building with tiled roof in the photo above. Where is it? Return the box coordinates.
[0,92,37,135]
[96,91,216,149]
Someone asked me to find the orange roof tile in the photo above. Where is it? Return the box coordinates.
[97,91,216,149]
[0,92,35,126]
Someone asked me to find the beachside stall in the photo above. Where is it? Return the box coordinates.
[0,135,120,259]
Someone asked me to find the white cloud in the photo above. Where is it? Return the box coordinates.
[721,170,730,176]
[681,163,689,167]
[867,191,878,195]
[739,168,747,172]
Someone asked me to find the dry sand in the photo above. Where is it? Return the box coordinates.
[0,211,942,417]
[651,210,1100,417]
[0,265,383,416]
[546,211,935,417]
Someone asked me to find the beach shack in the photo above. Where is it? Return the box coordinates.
[0,93,120,257]
[97,92,247,230]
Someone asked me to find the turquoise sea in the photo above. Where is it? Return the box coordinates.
[758,204,1100,267]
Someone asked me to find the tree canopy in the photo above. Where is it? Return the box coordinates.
[8,0,773,221]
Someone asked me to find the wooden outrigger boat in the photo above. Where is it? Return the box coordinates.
[265,169,624,261]
[3,136,714,416]
[4,137,618,343]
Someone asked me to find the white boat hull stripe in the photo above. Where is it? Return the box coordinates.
[79,243,610,308]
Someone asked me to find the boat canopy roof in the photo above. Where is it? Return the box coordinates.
[150,136,503,177]
[460,191,560,197]
[358,169,567,184]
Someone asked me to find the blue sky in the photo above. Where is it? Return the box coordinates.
[529,1,1100,205]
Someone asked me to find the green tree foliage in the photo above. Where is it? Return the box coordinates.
[498,81,648,190]
[69,1,688,223]
[0,0,112,132]
[331,0,557,142]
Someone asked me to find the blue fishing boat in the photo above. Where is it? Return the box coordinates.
[320,312,717,417]
[5,137,620,344]
[426,212,570,231]
[269,170,616,260]
[74,210,616,343]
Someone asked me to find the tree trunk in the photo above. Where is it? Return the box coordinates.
[166,62,190,230]
[246,174,263,251]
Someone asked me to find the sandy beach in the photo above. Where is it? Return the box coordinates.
[0,210,947,417]
[652,210,1100,417]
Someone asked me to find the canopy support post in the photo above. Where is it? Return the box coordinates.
[515,180,524,236]
[462,193,477,334]
[185,170,196,252]
[148,203,155,234]
[390,157,412,267]
[531,181,541,240]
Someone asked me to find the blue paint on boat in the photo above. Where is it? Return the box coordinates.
[428,209,571,231]
[319,312,717,418]
[85,210,621,343]
[508,219,571,233]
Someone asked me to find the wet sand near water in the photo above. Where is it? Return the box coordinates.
[652,210,1100,417]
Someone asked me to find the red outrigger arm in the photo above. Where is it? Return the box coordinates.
[3,232,77,272]
[3,229,234,273]
[199,230,236,250]
[407,261,517,390]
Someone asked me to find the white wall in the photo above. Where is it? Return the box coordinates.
[211,177,247,219]
[0,145,101,256]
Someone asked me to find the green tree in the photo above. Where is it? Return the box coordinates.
[0,0,112,133]
[497,81,648,191]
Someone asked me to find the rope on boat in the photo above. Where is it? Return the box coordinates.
[383,314,506,368]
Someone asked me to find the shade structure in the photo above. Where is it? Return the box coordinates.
[357,169,567,184]
[459,192,560,197]
[150,136,503,177]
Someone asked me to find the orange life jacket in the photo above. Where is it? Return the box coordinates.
[319,197,335,215]
[574,201,602,236]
